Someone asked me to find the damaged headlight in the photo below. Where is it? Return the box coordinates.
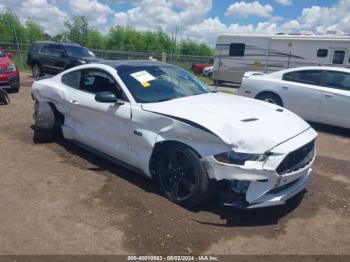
[214,151,268,165]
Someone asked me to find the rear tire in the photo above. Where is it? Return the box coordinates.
[256,92,283,107]
[33,102,60,143]
[156,144,213,207]
[32,64,42,80]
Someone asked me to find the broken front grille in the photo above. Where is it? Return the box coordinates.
[277,140,315,175]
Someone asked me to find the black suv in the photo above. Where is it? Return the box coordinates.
[27,41,99,78]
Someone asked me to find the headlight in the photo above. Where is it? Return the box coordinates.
[214,151,268,165]
[5,63,16,73]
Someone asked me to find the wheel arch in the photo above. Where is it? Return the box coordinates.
[255,91,284,106]
[149,140,201,179]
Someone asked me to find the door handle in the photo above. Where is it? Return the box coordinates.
[324,94,333,98]
[69,100,79,104]
[281,86,288,90]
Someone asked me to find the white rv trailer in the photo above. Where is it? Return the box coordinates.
[213,34,350,84]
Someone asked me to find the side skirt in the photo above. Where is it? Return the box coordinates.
[68,139,149,178]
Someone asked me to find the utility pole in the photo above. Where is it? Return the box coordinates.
[170,25,177,64]
[9,19,24,68]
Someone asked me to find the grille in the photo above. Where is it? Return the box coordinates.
[0,67,3,74]
[277,140,315,175]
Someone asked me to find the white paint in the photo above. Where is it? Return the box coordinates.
[31,63,318,208]
[239,66,350,129]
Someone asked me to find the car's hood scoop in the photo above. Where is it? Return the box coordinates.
[142,92,311,154]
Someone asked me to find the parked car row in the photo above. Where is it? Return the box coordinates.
[4,39,346,210]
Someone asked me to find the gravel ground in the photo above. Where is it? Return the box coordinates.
[0,74,349,255]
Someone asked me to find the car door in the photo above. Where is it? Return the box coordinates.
[38,43,54,74]
[62,68,133,163]
[318,70,350,129]
[279,70,323,122]
[50,44,66,74]
[39,44,65,75]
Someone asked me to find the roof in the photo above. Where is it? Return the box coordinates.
[271,66,350,75]
[217,34,350,41]
[32,41,81,47]
[100,60,172,69]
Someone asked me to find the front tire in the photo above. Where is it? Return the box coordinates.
[33,102,61,143]
[32,64,42,80]
[256,92,283,107]
[156,144,212,207]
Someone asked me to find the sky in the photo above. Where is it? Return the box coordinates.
[1,0,349,46]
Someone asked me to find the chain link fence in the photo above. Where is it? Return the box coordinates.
[0,42,213,73]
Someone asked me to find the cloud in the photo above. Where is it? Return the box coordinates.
[299,0,350,34]
[1,0,68,35]
[114,0,212,34]
[276,0,292,6]
[67,0,113,32]
[225,1,273,18]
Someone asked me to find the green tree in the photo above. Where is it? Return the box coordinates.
[0,8,25,43]
[64,15,89,45]
[25,20,47,43]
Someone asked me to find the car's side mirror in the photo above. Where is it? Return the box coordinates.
[6,52,13,59]
[95,92,124,105]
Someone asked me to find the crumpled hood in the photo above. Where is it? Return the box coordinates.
[142,92,311,154]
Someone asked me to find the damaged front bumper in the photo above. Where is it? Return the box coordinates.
[202,127,317,209]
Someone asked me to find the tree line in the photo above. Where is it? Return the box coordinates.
[0,8,214,57]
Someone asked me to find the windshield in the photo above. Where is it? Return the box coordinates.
[117,65,209,103]
[0,50,5,57]
[64,45,95,58]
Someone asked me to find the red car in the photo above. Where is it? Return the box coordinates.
[0,48,20,92]
[191,58,214,75]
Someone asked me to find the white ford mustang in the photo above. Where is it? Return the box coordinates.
[31,61,317,209]
[239,66,350,129]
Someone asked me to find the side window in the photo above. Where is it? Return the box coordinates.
[50,44,64,57]
[332,50,345,64]
[283,70,322,86]
[62,71,80,88]
[79,69,126,99]
[317,49,328,58]
[40,44,51,54]
[324,71,350,91]
[229,43,245,57]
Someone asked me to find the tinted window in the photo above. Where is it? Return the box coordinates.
[324,71,350,91]
[40,44,51,54]
[30,43,42,53]
[229,43,245,57]
[283,70,322,85]
[332,50,345,64]
[40,44,64,57]
[317,49,328,58]
[117,65,208,103]
[64,45,95,58]
[79,70,124,99]
[62,71,80,88]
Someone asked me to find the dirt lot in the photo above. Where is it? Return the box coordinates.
[0,75,349,255]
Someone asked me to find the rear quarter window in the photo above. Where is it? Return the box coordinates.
[62,71,80,88]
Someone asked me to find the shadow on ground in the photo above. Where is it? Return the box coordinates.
[54,137,303,228]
